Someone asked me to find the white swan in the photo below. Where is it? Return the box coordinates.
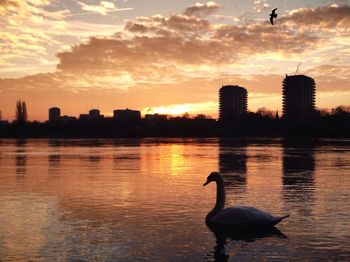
[204,172,289,229]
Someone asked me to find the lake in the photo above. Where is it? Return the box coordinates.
[0,138,349,261]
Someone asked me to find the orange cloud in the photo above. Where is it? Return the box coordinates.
[57,5,350,78]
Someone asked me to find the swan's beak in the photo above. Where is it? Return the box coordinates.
[203,180,210,186]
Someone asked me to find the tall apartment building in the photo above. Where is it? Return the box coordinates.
[219,85,248,123]
[48,107,61,121]
[282,75,316,121]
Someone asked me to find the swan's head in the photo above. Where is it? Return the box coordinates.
[203,172,222,186]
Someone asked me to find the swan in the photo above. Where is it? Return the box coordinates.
[204,172,289,229]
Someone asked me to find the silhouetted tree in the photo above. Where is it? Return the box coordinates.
[256,107,274,118]
[182,112,190,119]
[317,108,330,117]
[274,110,280,120]
[0,110,2,121]
[331,106,350,116]
[15,100,27,124]
[194,114,210,119]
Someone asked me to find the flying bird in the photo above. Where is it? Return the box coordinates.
[270,8,278,25]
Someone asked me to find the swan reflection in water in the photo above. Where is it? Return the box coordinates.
[208,226,286,262]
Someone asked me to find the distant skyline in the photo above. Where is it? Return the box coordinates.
[1,0,349,121]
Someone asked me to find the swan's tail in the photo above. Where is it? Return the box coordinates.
[272,214,289,226]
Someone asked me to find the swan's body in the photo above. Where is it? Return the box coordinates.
[204,172,289,229]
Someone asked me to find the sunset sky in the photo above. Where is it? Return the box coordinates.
[0,0,349,121]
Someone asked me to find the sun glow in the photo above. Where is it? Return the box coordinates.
[169,144,186,176]
[144,104,191,116]
[142,101,218,117]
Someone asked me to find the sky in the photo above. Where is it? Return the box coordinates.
[0,0,349,121]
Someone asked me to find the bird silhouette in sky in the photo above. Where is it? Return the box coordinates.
[270,8,278,25]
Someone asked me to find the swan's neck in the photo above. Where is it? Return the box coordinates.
[208,178,225,218]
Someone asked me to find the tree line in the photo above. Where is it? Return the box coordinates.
[0,100,349,138]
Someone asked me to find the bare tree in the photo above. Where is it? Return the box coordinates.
[15,100,27,123]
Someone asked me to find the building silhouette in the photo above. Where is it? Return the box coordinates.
[49,107,61,121]
[145,114,167,121]
[114,109,141,122]
[89,109,103,119]
[219,85,247,123]
[80,109,104,120]
[282,75,316,121]
[282,140,315,214]
[48,107,76,122]
[60,115,76,122]
[219,139,247,191]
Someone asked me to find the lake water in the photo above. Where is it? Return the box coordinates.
[0,138,349,261]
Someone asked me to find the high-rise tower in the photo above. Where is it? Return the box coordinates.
[219,85,247,123]
[48,107,60,121]
[282,75,316,121]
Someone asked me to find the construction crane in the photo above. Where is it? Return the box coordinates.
[295,62,301,75]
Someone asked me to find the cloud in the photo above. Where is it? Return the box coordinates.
[77,0,116,15]
[0,0,132,77]
[282,4,350,29]
[0,0,72,75]
[0,0,18,13]
[307,65,350,78]
[124,13,211,35]
[253,0,271,14]
[211,14,240,22]
[183,1,221,17]
[57,4,350,78]
[74,0,133,16]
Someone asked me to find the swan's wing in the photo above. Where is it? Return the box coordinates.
[211,206,277,227]
[272,8,278,14]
